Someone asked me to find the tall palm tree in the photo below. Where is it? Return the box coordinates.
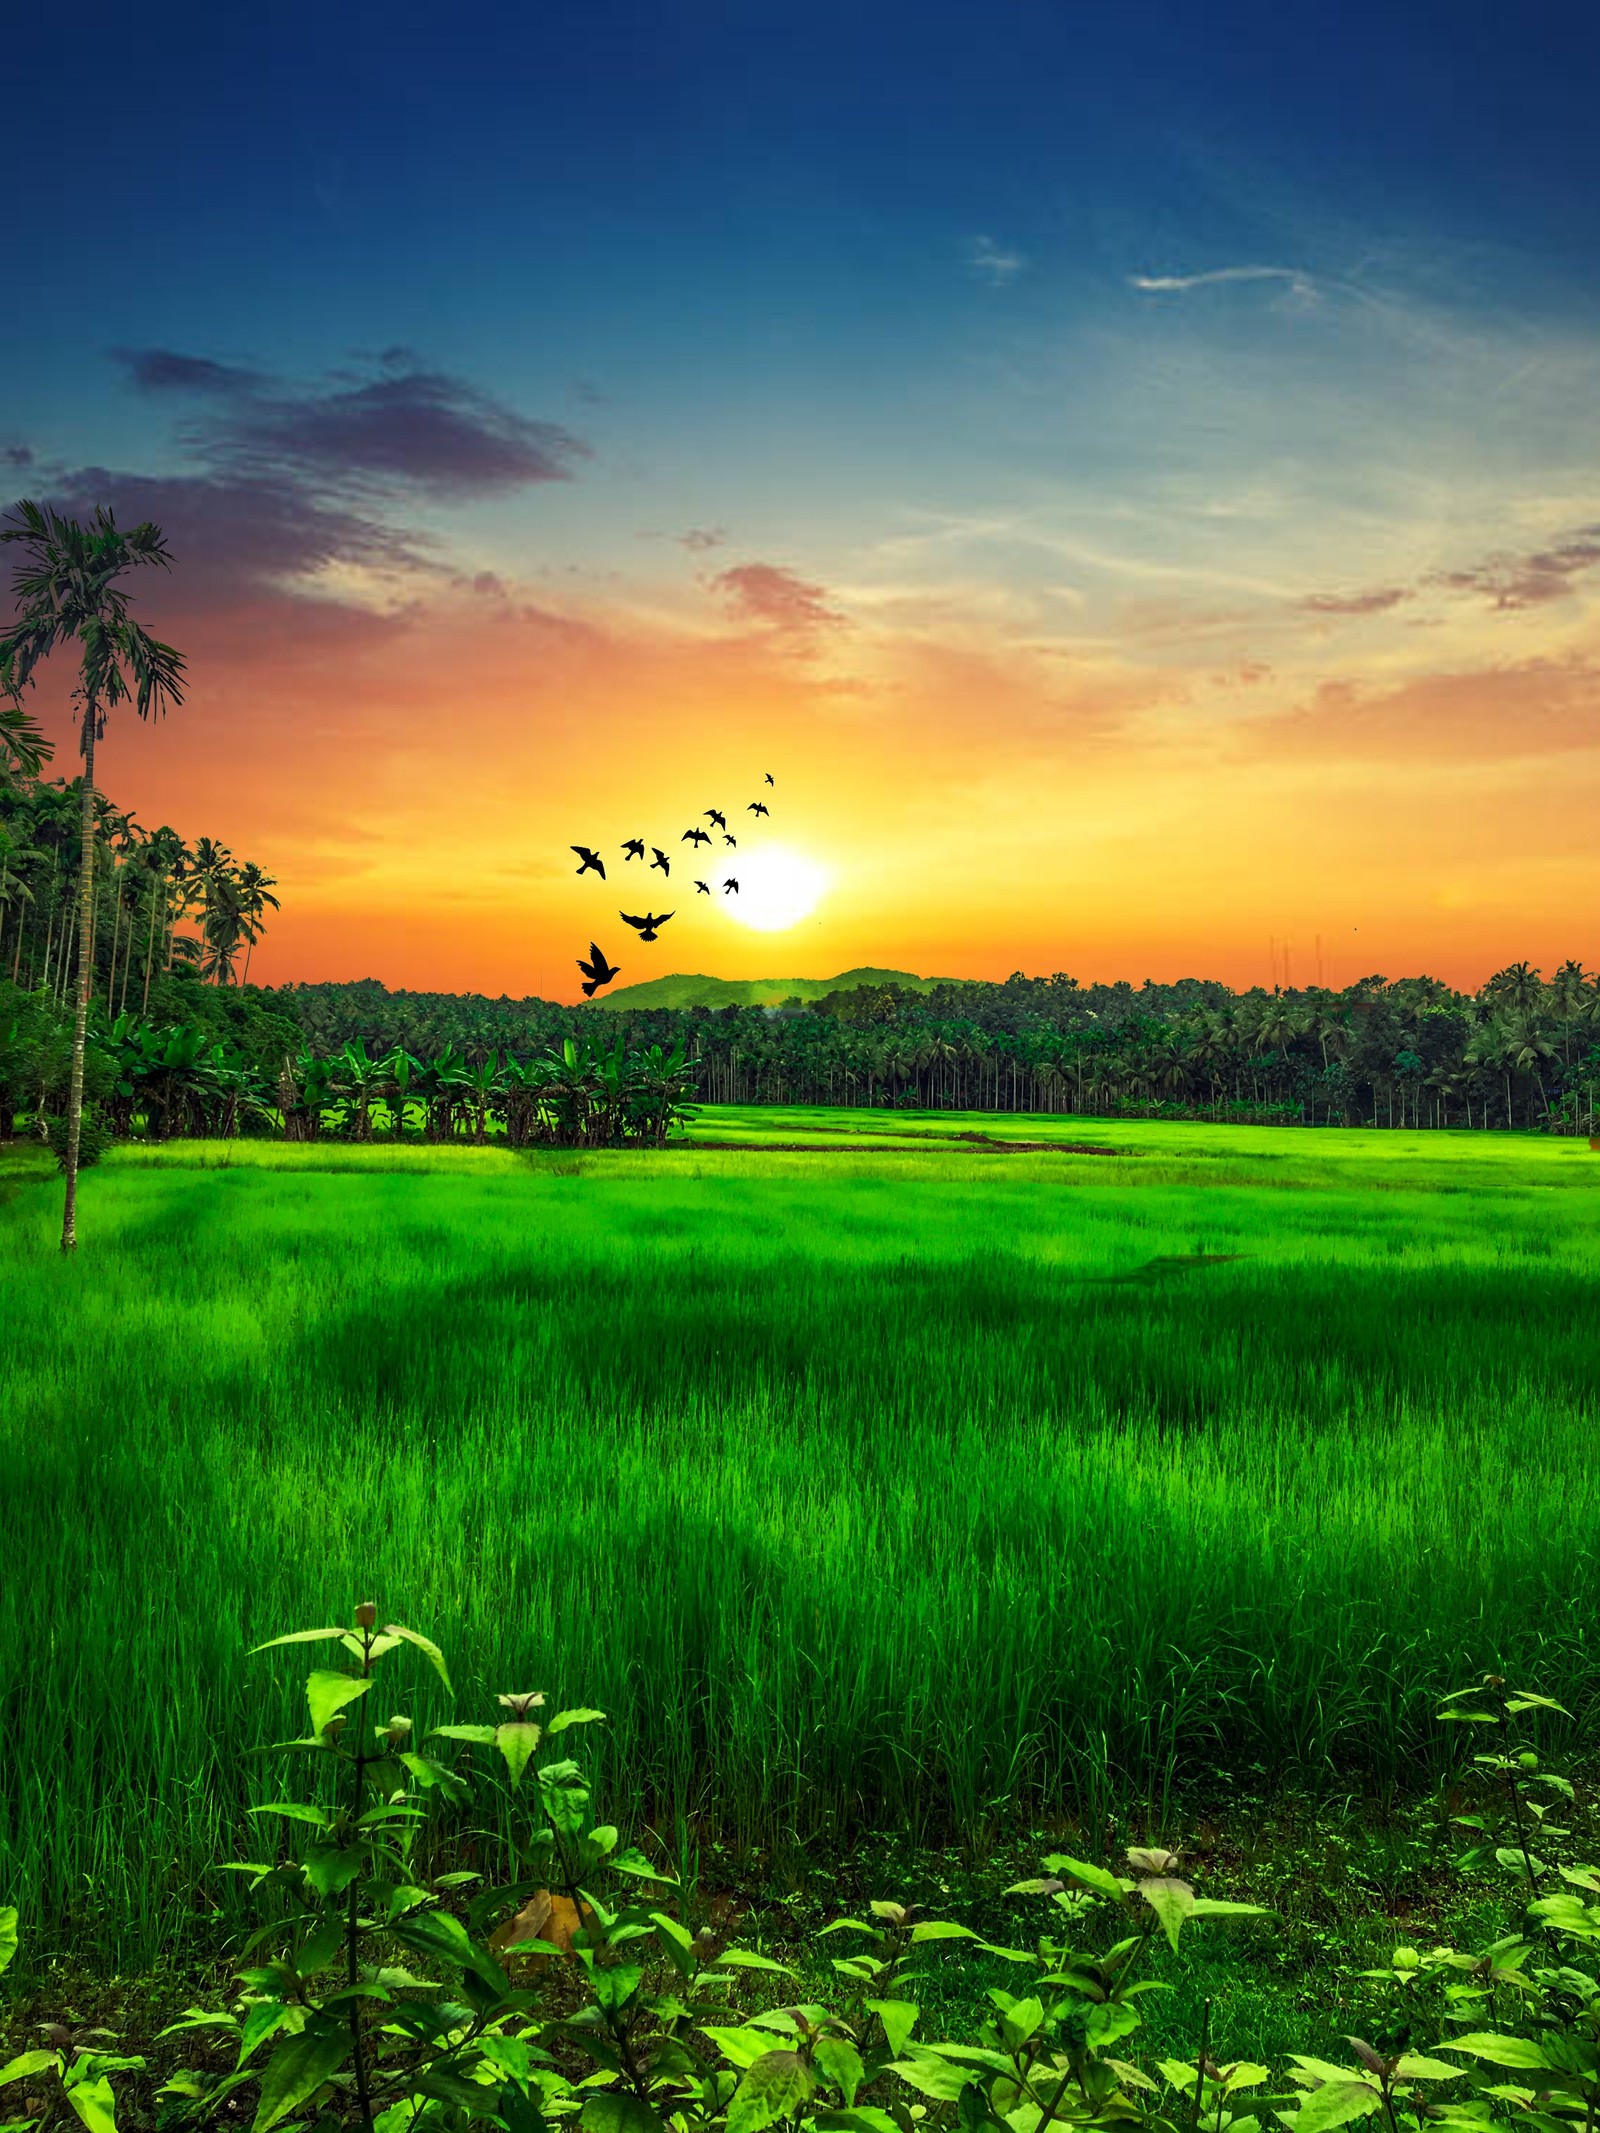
[0,503,185,1249]
[0,700,53,785]
[234,861,281,984]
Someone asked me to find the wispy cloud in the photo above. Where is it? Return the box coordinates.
[1129,264,1316,300]
[1298,585,1411,617]
[710,561,846,640]
[967,235,1027,287]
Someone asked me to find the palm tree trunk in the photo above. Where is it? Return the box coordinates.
[62,707,98,1252]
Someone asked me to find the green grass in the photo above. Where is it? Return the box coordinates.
[2,1110,1596,1969]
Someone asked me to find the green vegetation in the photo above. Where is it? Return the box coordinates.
[2,1117,1594,1980]
[591,967,946,1011]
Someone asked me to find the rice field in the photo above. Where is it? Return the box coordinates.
[2,1111,1597,1968]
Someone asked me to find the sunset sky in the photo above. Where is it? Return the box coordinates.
[5,0,1600,999]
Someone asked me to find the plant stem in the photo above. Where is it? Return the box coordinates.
[348,1625,376,2133]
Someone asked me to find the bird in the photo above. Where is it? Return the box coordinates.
[723,878,740,895]
[747,801,769,817]
[650,847,671,876]
[706,808,728,830]
[621,838,645,861]
[694,879,711,895]
[723,833,737,848]
[571,846,606,879]
[682,826,711,847]
[621,910,674,942]
[764,772,774,785]
[577,943,621,997]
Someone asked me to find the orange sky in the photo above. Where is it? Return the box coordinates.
[22,541,1600,1003]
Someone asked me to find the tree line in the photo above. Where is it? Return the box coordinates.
[273,962,1600,1134]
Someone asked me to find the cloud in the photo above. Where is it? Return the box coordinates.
[3,444,32,469]
[1298,585,1412,617]
[112,348,266,395]
[709,562,846,638]
[677,526,727,552]
[1129,264,1316,300]
[1252,658,1600,765]
[967,235,1027,287]
[1430,529,1600,610]
[1293,525,1600,623]
[109,346,591,500]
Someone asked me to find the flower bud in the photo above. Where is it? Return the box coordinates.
[355,1601,378,1629]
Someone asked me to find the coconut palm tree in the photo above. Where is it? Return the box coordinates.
[0,700,53,786]
[0,503,185,1249]
[235,862,281,984]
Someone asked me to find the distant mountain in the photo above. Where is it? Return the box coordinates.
[590,966,946,1011]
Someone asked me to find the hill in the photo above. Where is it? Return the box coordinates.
[590,965,944,1010]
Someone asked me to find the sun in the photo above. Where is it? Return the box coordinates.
[718,843,829,932]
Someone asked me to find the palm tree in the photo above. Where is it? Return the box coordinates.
[235,862,281,984]
[0,700,53,785]
[0,503,185,1249]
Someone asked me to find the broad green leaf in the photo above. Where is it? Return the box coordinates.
[1393,2058,1465,2083]
[238,2000,301,2067]
[701,2028,785,2072]
[252,2025,351,2133]
[887,2055,975,2102]
[306,1671,373,1738]
[612,1847,677,1883]
[248,1802,334,1830]
[251,1628,347,1653]
[1441,2037,1552,2070]
[495,1720,543,1787]
[0,1909,16,1978]
[866,2001,920,2056]
[1505,1695,1570,1715]
[580,2092,664,2133]
[1139,1877,1196,1952]
[0,2052,59,2085]
[996,1996,1044,2049]
[727,2050,814,2133]
[910,1921,979,1944]
[1189,1899,1273,1922]
[812,2113,903,2133]
[546,1707,606,1736]
[383,1625,453,1695]
[1042,1855,1128,1900]
[814,2037,865,2105]
[62,2074,118,2133]
[819,1918,876,1936]
[1288,2081,1383,2133]
[915,2045,1014,2074]
[301,1846,367,1900]
[716,1949,798,1978]
[1086,2003,1141,2049]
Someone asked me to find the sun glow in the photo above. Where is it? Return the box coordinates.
[718,843,830,932]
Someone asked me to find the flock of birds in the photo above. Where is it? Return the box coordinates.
[570,774,776,996]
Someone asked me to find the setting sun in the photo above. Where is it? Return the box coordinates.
[716,844,829,932]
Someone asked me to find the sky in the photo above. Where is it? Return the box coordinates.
[4,0,1600,999]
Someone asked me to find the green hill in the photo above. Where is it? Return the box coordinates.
[590,965,944,1011]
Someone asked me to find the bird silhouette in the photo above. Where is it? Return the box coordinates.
[706,808,728,830]
[621,910,674,942]
[723,878,739,894]
[650,847,671,876]
[577,942,621,996]
[723,832,737,848]
[571,845,606,879]
[747,801,769,817]
[764,772,774,785]
[621,838,645,861]
[682,826,711,847]
[694,878,711,894]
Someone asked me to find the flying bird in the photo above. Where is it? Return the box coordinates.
[650,847,671,876]
[747,801,769,817]
[723,878,739,895]
[723,833,737,848]
[682,826,711,847]
[571,846,606,879]
[694,879,711,894]
[764,773,774,785]
[621,838,645,861]
[577,943,621,997]
[621,910,674,942]
[706,808,728,830]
